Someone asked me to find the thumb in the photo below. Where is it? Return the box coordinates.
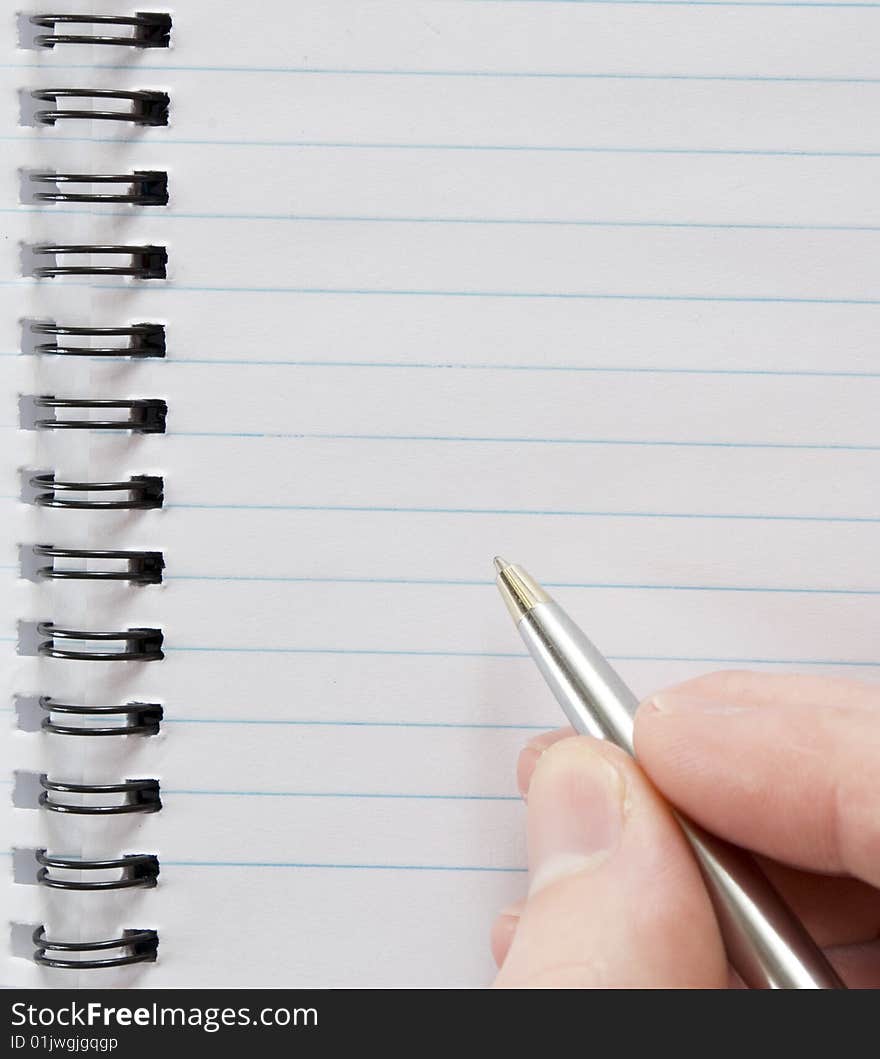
[494,736,727,988]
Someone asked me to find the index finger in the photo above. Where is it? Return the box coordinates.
[633,671,880,888]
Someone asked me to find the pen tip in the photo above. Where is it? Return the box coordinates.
[492,557,551,621]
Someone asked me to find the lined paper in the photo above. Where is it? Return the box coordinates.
[2,0,879,987]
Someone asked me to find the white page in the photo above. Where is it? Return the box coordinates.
[1,0,879,987]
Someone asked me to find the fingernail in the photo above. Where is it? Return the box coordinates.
[498,901,524,921]
[527,740,625,895]
[490,902,524,968]
[518,747,540,800]
[648,691,754,716]
[517,730,570,800]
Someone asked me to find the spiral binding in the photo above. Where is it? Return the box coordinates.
[36,851,161,890]
[31,88,170,126]
[37,623,165,662]
[29,472,165,510]
[30,13,172,49]
[33,927,159,969]
[39,697,164,737]
[28,170,169,205]
[30,321,166,358]
[22,7,172,973]
[33,396,168,432]
[32,243,168,278]
[34,546,165,584]
[40,776,162,815]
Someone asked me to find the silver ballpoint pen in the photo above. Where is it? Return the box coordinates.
[493,558,845,990]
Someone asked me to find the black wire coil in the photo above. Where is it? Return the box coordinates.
[39,775,162,815]
[37,851,160,890]
[39,696,163,737]
[37,623,164,662]
[30,473,165,510]
[34,545,165,584]
[33,396,167,433]
[31,88,170,126]
[32,244,167,279]
[33,927,159,969]
[30,322,166,358]
[29,171,169,206]
[31,13,172,49]
[26,8,169,981]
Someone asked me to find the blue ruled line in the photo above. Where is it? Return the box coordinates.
[0,849,521,872]
[4,63,880,82]
[167,431,880,452]
[164,502,880,524]
[8,206,880,233]
[163,646,880,667]
[457,0,880,7]
[155,613,880,671]
[47,284,880,306]
[3,563,877,594]
[7,280,880,306]
[162,789,517,801]
[11,352,880,379]
[0,708,543,732]
[166,574,880,595]
[164,860,526,873]
[2,134,880,158]
[166,645,523,658]
[2,564,876,594]
[2,633,875,665]
[8,277,880,306]
[114,361,880,379]
[162,717,547,731]
[2,494,877,525]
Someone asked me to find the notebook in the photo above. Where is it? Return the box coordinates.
[2,0,878,988]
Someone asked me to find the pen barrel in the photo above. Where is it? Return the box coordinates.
[679,820,845,989]
[518,602,639,754]
[517,601,845,990]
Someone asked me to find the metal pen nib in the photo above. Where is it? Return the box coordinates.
[493,557,845,990]
[493,556,548,620]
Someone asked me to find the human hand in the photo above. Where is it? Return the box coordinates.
[491,671,880,988]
